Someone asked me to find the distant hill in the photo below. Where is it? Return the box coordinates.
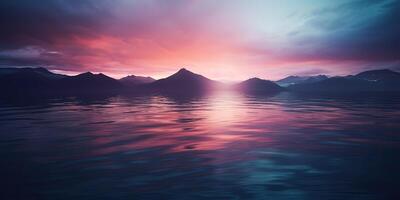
[0,67,64,95]
[276,75,328,87]
[0,68,123,95]
[1,67,399,97]
[119,75,155,86]
[58,72,123,92]
[354,69,400,82]
[0,67,65,80]
[236,77,284,93]
[289,69,400,92]
[147,68,219,93]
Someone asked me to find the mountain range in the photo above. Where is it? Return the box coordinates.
[119,75,155,86]
[0,67,399,97]
[236,78,283,94]
[288,69,400,92]
[145,68,220,93]
[276,75,328,87]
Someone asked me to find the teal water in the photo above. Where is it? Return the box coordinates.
[1,91,400,199]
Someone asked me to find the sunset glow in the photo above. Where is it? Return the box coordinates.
[1,2,400,198]
[0,0,399,81]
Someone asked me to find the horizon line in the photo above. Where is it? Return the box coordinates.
[0,66,398,83]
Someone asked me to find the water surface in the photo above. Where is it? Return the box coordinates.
[1,91,400,199]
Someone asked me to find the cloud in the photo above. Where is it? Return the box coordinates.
[0,0,399,80]
[285,0,400,62]
[0,0,110,48]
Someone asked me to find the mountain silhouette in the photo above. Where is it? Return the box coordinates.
[58,72,123,91]
[236,77,284,93]
[276,75,328,87]
[119,75,155,86]
[147,68,219,93]
[1,67,399,97]
[0,67,65,95]
[0,68,124,96]
[354,69,400,81]
[0,67,65,80]
[289,69,400,92]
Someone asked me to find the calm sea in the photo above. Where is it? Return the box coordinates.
[1,91,400,199]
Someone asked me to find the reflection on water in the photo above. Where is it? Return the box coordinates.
[1,91,400,199]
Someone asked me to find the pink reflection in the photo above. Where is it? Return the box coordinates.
[70,92,400,160]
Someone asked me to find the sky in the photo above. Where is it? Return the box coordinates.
[0,0,399,81]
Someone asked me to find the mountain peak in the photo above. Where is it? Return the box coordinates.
[120,74,155,85]
[79,72,94,76]
[355,69,400,81]
[149,67,217,92]
[175,68,193,75]
[237,77,283,93]
[276,74,328,87]
[75,72,113,79]
[248,77,262,81]
[178,67,188,72]
[168,68,202,79]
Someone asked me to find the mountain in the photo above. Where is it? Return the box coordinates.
[289,69,400,92]
[354,69,400,82]
[58,72,123,91]
[236,78,284,93]
[147,68,219,93]
[119,75,155,86]
[2,67,399,97]
[0,67,65,95]
[0,67,65,80]
[0,68,124,96]
[276,75,328,87]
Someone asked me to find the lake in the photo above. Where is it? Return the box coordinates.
[1,91,399,200]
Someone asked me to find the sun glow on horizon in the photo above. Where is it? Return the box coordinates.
[0,0,399,80]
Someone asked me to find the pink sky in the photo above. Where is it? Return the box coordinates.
[0,0,399,81]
